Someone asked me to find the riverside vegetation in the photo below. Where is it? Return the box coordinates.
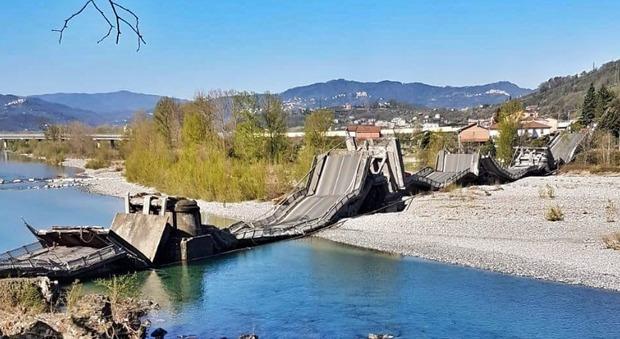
[123,92,337,202]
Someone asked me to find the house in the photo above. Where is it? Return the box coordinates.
[458,123,490,146]
[489,120,552,139]
[346,125,381,140]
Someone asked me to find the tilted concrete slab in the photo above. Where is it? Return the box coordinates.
[109,213,170,265]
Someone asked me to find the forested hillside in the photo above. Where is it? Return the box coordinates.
[522,60,620,119]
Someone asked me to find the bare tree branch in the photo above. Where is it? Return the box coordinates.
[53,0,146,51]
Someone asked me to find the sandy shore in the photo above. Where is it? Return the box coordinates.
[317,175,620,291]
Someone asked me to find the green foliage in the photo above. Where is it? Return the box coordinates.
[0,279,48,314]
[95,273,140,304]
[303,109,334,151]
[124,96,296,202]
[494,100,523,165]
[262,94,288,162]
[598,98,620,137]
[479,139,496,156]
[233,110,265,161]
[181,110,209,147]
[65,280,83,314]
[581,83,597,125]
[153,97,183,146]
[595,85,615,119]
[416,131,458,167]
[496,100,523,122]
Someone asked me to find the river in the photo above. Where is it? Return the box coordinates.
[1,152,619,338]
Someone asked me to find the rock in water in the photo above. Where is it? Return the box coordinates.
[239,334,259,339]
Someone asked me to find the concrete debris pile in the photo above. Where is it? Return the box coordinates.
[0,194,238,280]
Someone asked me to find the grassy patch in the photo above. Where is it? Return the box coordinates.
[95,273,140,305]
[0,279,48,314]
[85,158,111,169]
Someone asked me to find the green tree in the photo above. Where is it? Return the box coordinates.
[181,110,209,147]
[233,110,264,161]
[303,109,334,151]
[495,100,523,165]
[153,97,183,146]
[581,83,597,125]
[598,98,620,137]
[596,85,615,119]
[262,94,288,162]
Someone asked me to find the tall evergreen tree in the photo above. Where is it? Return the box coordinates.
[595,85,615,119]
[598,98,620,137]
[580,83,597,125]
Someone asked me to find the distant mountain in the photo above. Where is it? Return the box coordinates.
[280,79,533,110]
[520,59,620,119]
[31,90,175,123]
[0,94,102,131]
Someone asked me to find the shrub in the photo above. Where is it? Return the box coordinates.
[85,158,111,169]
[603,232,620,250]
[0,278,48,314]
[65,279,83,314]
[95,273,140,305]
[538,184,556,199]
[606,199,618,222]
[545,205,564,221]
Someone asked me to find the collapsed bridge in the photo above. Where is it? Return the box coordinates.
[0,131,585,280]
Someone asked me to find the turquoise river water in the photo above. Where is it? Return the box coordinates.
[1,152,619,338]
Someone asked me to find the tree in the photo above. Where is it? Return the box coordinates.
[233,111,264,161]
[596,85,615,119]
[598,98,620,137]
[262,94,288,162]
[181,110,209,147]
[153,97,183,146]
[495,100,523,165]
[581,83,597,125]
[303,109,334,151]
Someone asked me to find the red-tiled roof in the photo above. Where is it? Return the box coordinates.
[347,125,381,133]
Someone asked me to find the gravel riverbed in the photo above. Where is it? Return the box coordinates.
[317,175,620,291]
[63,158,620,290]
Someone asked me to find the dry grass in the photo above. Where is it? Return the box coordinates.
[603,232,620,250]
[605,199,618,223]
[65,280,83,315]
[0,279,48,314]
[538,184,556,199]
[545,205,564,221]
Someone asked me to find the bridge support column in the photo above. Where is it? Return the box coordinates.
[1,139,6,150]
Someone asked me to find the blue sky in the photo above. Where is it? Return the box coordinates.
[1,0,620,98]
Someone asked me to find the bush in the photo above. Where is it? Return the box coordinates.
[0,278,48,314]
[606,199,618,222]
[65,279,83,314]
[85,158,111,169]
[545,205,564,221]
[95,273,140,305]
[538,184,556,199]
[603,232,620,250]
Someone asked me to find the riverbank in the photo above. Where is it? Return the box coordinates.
[62,158,273,221]
[62,158,620,291]
[318,175,620,291]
